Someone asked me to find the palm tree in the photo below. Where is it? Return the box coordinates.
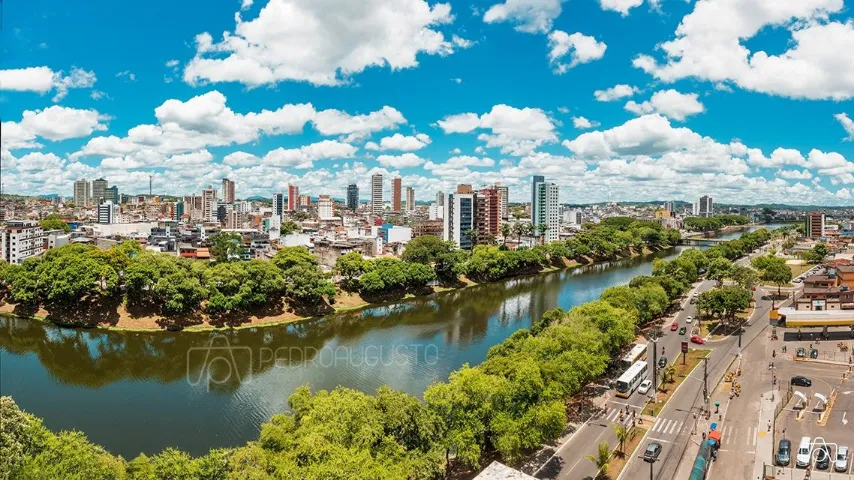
[512,222,525,248]
[612,424,628,455]
[464,228,479,247]
[662,365,677,385]
[586,442,612,479]
[500,223,511,246]
[537,224,550,245]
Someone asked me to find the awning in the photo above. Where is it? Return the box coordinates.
[794,391,808,403]
[708,430,721,441]
[814,393,828,404]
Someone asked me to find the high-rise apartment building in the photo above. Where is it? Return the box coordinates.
[287,184,299,211]
[371,174,383,215]
[299,195,311,209]
[476,187,500,244]
[436,191,444,207]
[221,178,235,203]
[1,220,45,264]
[806,212,825,239]
[347,184,359,210]
[98,201,120,224]
[663,200,675,214]
[172,201,185,221]
[105,186,119,205]
[91,178,109,205]
[392,178,402,212]
[443,192,476,250]
[405,187,415,212]
[318,195,334,219]
[273,193,286,220]
[225,210,239,229]
[533,177,559,243]
[531,175,545,226]
[457,184,473,194]
[201,187,217,223]
[495,183,509,220]
[693,195,713,217]
[73,179,90,207]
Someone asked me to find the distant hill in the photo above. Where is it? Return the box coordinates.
[246,195,269,201]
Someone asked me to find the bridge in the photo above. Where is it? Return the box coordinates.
[678,237,727,246]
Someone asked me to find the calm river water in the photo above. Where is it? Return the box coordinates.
[0,225,781,458]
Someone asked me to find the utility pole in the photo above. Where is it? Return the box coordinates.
[652,339,658,396]
[703,357,709,415]
[649,459,653,480]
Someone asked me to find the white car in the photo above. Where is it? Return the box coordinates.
[796,437,812,468]
[638,379,652,395]
[686,316,694,323]
[836,446,849,473]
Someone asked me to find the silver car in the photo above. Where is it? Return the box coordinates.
[836,446,849,473]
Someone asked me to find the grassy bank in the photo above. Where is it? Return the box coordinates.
[0,247,662,333]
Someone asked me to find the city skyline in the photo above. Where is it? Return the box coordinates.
[1,0,853,206]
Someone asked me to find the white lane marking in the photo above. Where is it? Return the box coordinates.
[652,417,663,432]
[646,436,675,444]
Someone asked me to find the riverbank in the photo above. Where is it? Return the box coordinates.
[0,249,643,333]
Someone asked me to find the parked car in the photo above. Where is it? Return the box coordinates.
[638,379,653,395]
[796,347,806,358]
[643,442,662,463]
[679,326,687,335]
[686,316,694,323]
[796,437,812,468]
[810,349,819,359]
[693,292,699,298]
[658,356,667,368]
[791,376,812,387]
[671,322,679,331]
[776,439,792,466]
[836,446,849,473]
[690,298,696,304]
[690,335,705,344]
[816,445,832,470]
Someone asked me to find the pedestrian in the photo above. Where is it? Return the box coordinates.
[782,428,786,438]
[767,420,771,431]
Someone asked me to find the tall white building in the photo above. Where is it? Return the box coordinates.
[318,195,334,219]
[436,191,444,207]
[98,201,121,224]
[428,203,443,220]
[495,183,509,220]
[73,179,90,207]
[201,187,218,223]
[563,209,582,225]
[533,179,559,243]
[371,174,383,215]
[693,195,713,217]
[1,221,45,264]
[405,187,415,212]
[443,192,476,250]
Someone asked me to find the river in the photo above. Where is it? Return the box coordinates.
[0,225,784,458]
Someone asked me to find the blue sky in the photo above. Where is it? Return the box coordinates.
[1,0,853,205]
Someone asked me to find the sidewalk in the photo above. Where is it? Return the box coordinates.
[752,389,780,480]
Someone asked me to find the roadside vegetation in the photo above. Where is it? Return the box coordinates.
[682,214,749,232]
[0,228,778,480]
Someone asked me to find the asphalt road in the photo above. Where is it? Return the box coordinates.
[535,278,719,480]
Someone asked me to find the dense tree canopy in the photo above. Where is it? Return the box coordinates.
[39,214,70,233]
[683,214,749,231]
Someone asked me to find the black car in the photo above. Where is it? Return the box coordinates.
[658,356,667,368]
[810,349,819,359]
[796,347,806,358]
[776,439,791,466]
[816,445,832,470]
[791,376,812,387]
[644,442,662,463]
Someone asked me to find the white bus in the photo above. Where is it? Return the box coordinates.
[615,360,649,398]
[620,344,648,368]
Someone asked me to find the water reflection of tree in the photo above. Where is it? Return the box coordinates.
[0,248,684,391]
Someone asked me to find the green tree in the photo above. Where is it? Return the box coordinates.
[500,223,511,246]
[696,286,752,326]
[209,232,244,263]
[279,221,302,235]
[18,431,125,480]
[0,396,50,480]
[400,235,455,265]
[335,252,368,291]
[707,257,733,287]
[613,423,628,455]
[752,255,792,295]
[585,442,611,479]
[39,214,70,233]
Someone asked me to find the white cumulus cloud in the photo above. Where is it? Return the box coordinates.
[835,113,854,141]
[594,84,639,102]
[482,0,565,34]
[437,104,558,156]
[547,31,607,74]
[624,90,705,121]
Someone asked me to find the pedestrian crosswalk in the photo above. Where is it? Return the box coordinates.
[717,425,758,447]
[601,407,637,425]
[649,417,685,436]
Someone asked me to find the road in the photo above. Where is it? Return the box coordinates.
[618,284,777,480]
[533,247,775,480]
[535,278,718,479]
